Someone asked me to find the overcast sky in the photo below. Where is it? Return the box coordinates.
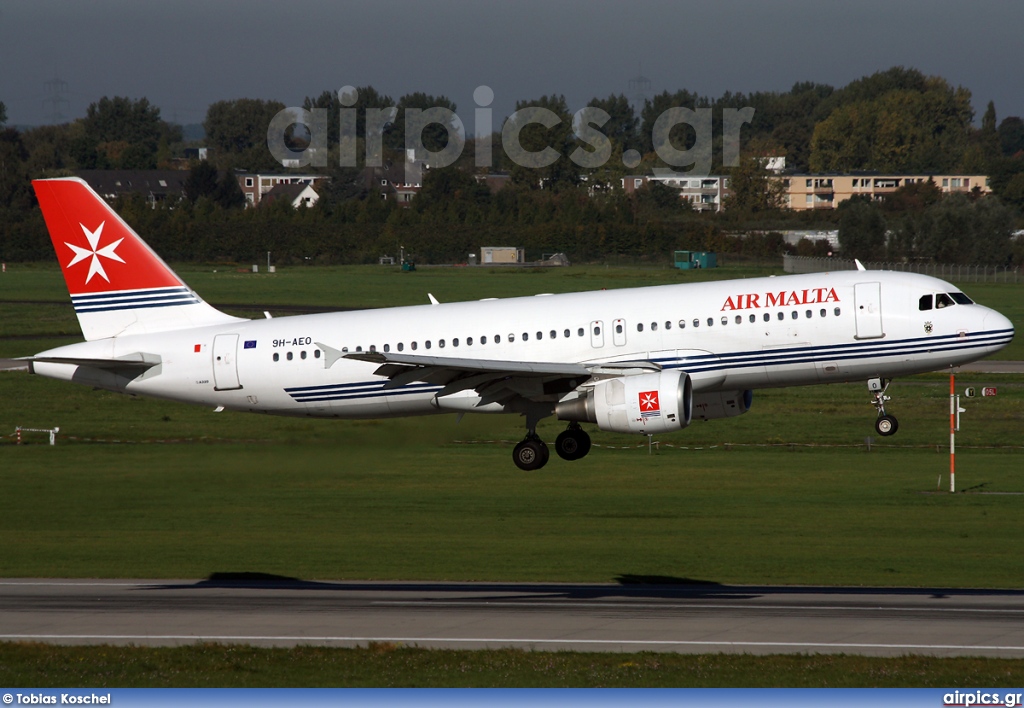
[2,0,1022,131]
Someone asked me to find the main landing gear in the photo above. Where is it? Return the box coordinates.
[512,422,593,471]
[869,377,899,436]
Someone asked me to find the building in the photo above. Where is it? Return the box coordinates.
[75,170,190,206]
[776,173,991,211]
[236,172,327,207]
[481,247,524,264]
[261,183,319,208]
[621,172,730,212]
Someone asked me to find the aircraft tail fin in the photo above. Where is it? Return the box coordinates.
[32,177,243,341]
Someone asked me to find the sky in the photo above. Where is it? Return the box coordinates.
[2,0,1023,132]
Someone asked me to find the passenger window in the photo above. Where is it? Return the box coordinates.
[355,346,362,352]
[651,322,658,331]
[397,343,404,352]
[273,353,279,362]
[593,326,601,335]
[820,309,826,317]
[564,329,570,338]
[314,349,321,359]
[480,336,487,345]
[301,350,307,359]
[763,313,770,322]
[637,323,643,332]
[678,320,686,329]
[834,308,841,316]
[721,316,727,325]
[578,328,585,337]
[777,312,784,321]
[380,346,387,354]
[707,318,714,326]
[467,337,473,346]
[805,310,812,318]
[735,315,742,324]
[287,351,293,360]
[536,332,543,340]
[617,323,624,334]
[749,314,756,323]
[369,345,376,353]
[693,319,700,328]
[791,311,798,320]
[439,339,445,348]
[550,330,556,339]
[342,347,349,353]
[452,338,459,347]
[665,321,672,330]
[425,341,431,349]
[936,293,955,308]
[523,333,529,341]
[411,342,418,350]
[919,295,933,311]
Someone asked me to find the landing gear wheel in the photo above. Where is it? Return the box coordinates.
[875,415,899,436]
[555,427,592,461]
[513,438,550,471]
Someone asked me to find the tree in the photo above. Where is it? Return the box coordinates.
[837,197,887,261]
[184,161,219,203]
[204,98,286,170]
[809,72,973,173]
[386,92,459,154]
[80,96,179,168]
[504,94,578,191]
[0,101,6,127]
[723,146,786,213]
[998,116,1024,157]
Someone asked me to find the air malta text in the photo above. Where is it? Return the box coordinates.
[721,288,840,312]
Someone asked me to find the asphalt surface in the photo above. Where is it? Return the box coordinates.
[2,578,1024,657]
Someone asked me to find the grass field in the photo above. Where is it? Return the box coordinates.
[3,643,1024,687]
[1,262,1022,686]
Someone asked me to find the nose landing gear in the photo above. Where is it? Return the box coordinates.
[869,378,899,436]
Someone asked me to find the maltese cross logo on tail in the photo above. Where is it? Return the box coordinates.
[639,390,661,418]
[65,222,125,284]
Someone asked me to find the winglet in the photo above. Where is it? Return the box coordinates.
[428,293,440,305]
[855,259,867,271]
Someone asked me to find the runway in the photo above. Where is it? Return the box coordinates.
[2,578,1024,657]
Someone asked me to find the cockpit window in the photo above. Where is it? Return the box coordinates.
[951,292,974,305]
[935,293,955,309]
[919,295,933,311]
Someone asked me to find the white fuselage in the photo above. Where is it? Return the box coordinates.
[32,270,1014,420]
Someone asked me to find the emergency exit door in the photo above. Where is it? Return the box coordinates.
[854,282,884,339]
[212,334,243,390]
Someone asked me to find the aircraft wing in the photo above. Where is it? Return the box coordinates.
[331,344,659,406]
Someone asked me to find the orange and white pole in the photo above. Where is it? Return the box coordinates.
[949,371,955,493]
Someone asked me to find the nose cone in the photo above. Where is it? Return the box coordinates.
[983,308,1015,350]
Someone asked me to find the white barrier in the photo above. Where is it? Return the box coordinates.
[15,426,60,445]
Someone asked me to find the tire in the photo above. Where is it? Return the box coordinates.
[875,415,899,436]
[555,429,592,461]
[513,439,549,470]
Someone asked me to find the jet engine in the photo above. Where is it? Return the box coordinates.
[556,370,692,435]
[691,390,753,421]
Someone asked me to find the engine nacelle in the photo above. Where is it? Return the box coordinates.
[556,370,692,435]
[692,390,753,421]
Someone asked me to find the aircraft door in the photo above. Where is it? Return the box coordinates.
[854,282,884,339]
[212,334,243,390]
[590,320,605,348]
[612,318,627,346]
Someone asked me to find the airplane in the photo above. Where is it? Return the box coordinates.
[1,176,1015,470]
